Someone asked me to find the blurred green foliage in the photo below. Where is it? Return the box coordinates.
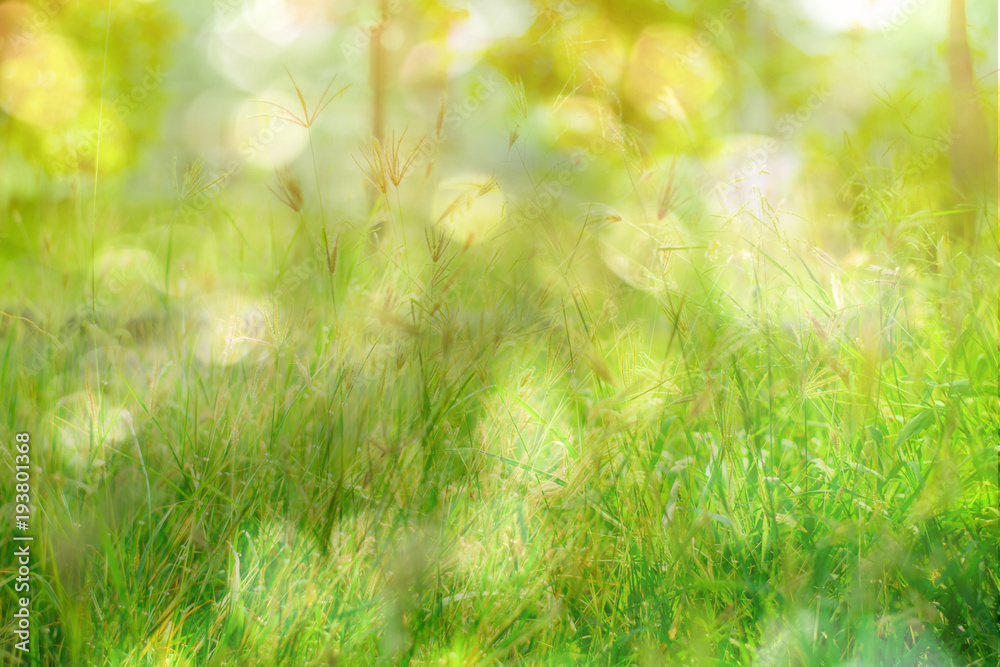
[0,1,997,665]
[0,0,175,183]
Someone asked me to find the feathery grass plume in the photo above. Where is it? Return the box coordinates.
[385,128,425,188]
[254,67,351,238]
[424,225,453,263]
[354,135,389,195]
[252,68,350,131]
[269,167,304,213]
[175,157,229,202]
[355,129,425,194]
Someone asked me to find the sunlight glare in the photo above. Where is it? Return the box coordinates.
[544,95,619,150]
[797,0,933,32]
[51,392,133,473]
[233,90,311,168]
[432,173,504,245]
[623,24,722,122]
[192,293,270,366]
[445,0,536,75]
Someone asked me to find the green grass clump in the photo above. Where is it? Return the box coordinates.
[0,156,996,665]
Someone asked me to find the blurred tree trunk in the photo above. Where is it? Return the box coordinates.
[947,0,992,238]
[371,0,388,145]
[366,0,389,210]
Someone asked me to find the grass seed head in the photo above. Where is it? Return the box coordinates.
[269,167,304,213]
[354,135,389,195]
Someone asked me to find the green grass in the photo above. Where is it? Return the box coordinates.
[0,5,997,660]
[0,159,996,665]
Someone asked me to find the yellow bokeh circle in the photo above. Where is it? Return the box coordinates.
[0,31,85,128]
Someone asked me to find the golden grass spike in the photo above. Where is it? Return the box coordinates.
[435,97,446,138]
[321,228,339,273]
[269,167,304,213]
[508,125,520,150]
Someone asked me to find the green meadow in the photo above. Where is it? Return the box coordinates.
[0,1,997,664]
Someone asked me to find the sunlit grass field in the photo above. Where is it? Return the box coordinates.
[1,1,998,665]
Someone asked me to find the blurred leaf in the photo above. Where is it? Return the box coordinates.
[894,409,935,450]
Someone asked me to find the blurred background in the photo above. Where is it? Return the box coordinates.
[0,0,996,253]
